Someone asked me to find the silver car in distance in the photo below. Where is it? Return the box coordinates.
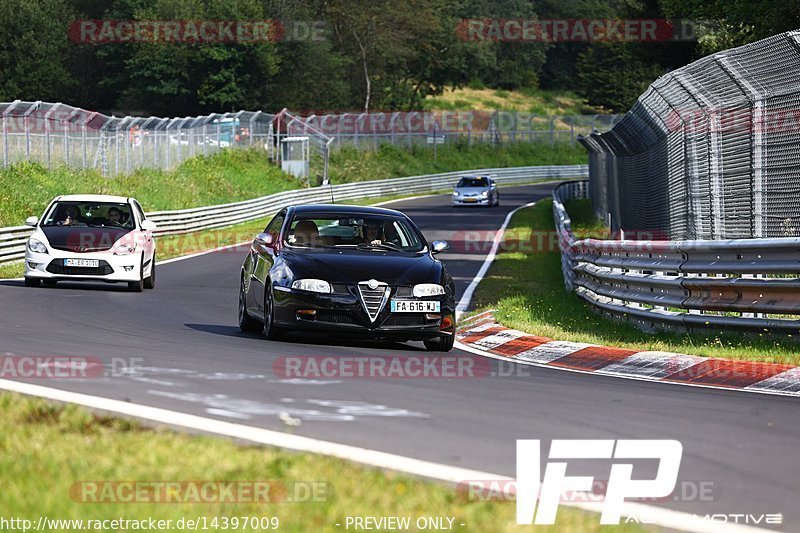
[451,175,500,207]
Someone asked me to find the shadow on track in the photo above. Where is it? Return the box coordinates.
[185,323,426,352]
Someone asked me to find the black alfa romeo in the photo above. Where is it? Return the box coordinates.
[239,204,456,351]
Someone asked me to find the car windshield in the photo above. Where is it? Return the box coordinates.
[457,177,489,188]
[41,201,135,229]
[285,214,425,252]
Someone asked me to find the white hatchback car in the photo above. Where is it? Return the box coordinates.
[24,195,157,292]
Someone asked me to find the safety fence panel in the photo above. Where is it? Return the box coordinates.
[579,30,800,241]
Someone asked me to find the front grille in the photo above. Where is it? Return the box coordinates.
[315,311,356,325]
[357,282,390,322]
[46,260,113,276]
[383,314,430,327]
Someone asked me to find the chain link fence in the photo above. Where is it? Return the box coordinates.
[0,101,279,178]
[580,30,800,241]
[0,100,617,181]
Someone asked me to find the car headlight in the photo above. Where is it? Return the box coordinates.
[453,191,460,197]
[27,238,48,254]
[114,242,137,255]
[481,190,489,197]
[413,283,445,297]
[292,279,331,293]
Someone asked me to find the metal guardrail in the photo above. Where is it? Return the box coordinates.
[554,180,800,333]
[0,164,588,266]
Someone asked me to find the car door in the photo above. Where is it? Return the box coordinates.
[250,211,285,316]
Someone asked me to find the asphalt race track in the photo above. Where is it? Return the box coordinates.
[1,184,798,530]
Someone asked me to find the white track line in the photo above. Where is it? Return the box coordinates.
[0,378,769,533]
[455,201,538,319]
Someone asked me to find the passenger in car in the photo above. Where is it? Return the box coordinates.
[107,207,124,226]
[57,205,80,226]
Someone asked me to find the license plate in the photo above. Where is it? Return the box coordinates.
[391,300,440,313]
[64,259,99,268]
[464,198,478,203]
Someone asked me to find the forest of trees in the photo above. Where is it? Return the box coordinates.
[1,0,797,116]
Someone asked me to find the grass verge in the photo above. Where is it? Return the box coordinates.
[1,143,586,228]
[0,392,648,532]
[470,199,800,365]
[0,149,301,228]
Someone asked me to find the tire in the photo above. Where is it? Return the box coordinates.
[24,277,40,287]
[128,260,144,292]
[143,253,156,289]
[238,276,260,333]
[262,284,284,340]
[424,334,455,352]
[42,279,57,288]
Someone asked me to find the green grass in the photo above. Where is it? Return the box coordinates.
[0,392,649,532]
[0,262,23,279]
[470,199,800,365]
[328,142,586,184]
[0,149,302,228]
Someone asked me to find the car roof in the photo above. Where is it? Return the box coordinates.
[288,204,406,217]
[56,194,132,203]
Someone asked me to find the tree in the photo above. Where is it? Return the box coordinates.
[0,0,75,101]
[576,43,664,112]
[661,0,800,54]
[321,0,447,112]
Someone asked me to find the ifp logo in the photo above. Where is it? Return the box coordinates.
[516,439,682,525]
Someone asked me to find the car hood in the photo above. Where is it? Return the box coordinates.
[41,226,132,252]
[282,248,439,285]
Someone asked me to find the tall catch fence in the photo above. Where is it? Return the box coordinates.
[579,29,800,240]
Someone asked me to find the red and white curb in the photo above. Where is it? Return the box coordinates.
[456,311,800,398]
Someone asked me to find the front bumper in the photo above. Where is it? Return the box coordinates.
[24,249,144,283]
[273,286,456,341]
[452,196,490,206]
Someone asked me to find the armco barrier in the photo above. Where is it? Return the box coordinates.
[554,180,800,333]
[0,164,587,265]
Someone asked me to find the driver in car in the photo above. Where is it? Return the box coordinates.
[363,220,384,245]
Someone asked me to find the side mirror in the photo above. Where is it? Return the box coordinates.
[25,216,39,227]
[141,220,157,232]
[431,240,449,254]
[255,232,275,248]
